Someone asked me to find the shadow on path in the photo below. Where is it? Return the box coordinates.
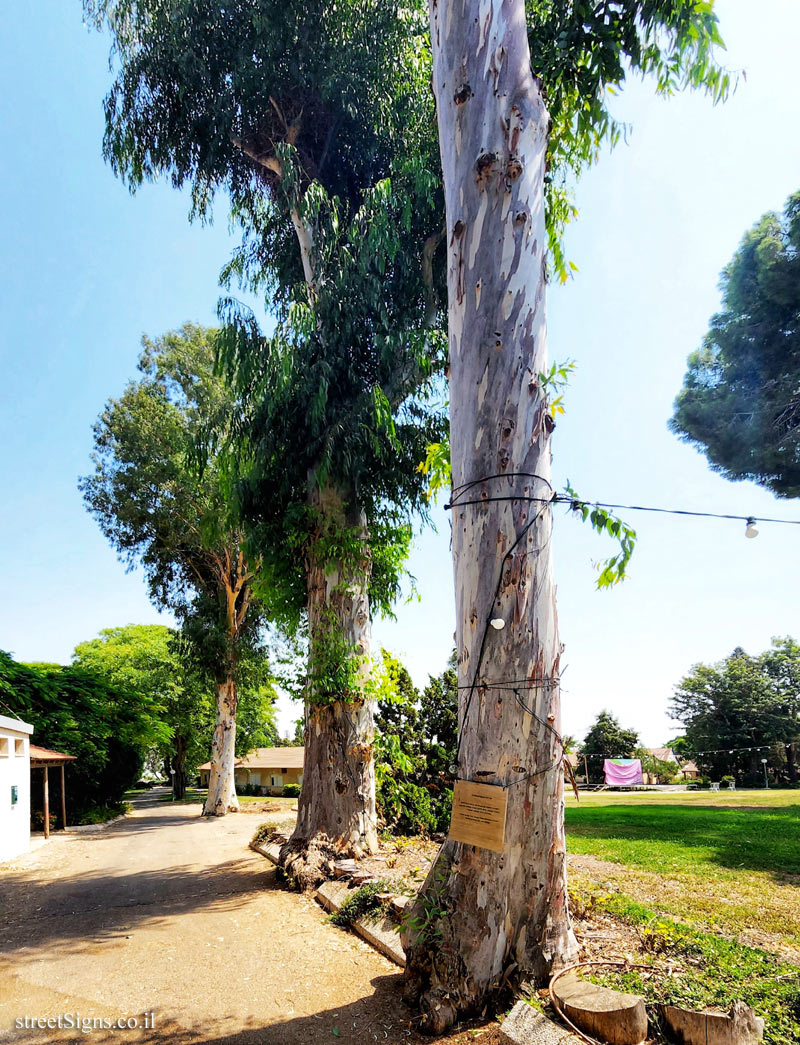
[6,975,499,1045]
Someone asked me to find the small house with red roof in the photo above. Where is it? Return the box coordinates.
[198,747,304,795]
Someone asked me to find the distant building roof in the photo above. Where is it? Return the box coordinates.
[644,747,678,763]
[680,761,699,774]
[29,745,77,764]
[565,751,579,768]
[198,746,304,772]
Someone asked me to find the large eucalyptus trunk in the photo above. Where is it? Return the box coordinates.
[402,0,576,1029]
[202,678,240,816]
[786,743,797,785]
[281,483,378,887]
[172,734,187,800]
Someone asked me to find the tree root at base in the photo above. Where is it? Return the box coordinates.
[279,836,347,890]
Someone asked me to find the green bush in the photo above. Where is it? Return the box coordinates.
[720,775,735,787]
[78,803,130,825]
[378,774,438,836]
[1,653,147,821]
[282,783,301,797]
[251,820,281,848]
[433,787,453,833]
[329,879,391,927]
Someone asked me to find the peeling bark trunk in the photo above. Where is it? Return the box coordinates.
[403,0,576,1029]
[281,483,377,887]
[203,678,240,816]
[785,742,797,785]
[173,734,187,800]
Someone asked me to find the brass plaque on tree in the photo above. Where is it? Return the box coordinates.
[448,780,508,852]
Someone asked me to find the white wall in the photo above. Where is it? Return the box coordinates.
[0,714,34,864]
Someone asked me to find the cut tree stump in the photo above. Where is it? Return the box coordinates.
[550,970,647,1045]
[349,870,374,886]
[390,894,412,918]
[661,1001,764,1045]
[332,860,359,879]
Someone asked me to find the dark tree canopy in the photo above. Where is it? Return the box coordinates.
[581,710,640,783]
[374,650,457,835]
[0,650,165,818]
[671,191,800,497]
[670,639,800,783]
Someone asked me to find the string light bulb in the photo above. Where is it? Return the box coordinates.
[745,517,759,539]
[489,618,506,631]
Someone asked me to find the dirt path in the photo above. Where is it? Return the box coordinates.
[0,791,496,1045]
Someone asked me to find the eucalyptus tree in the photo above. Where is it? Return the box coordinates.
[81,324,268,815]
[402,1,731,1031]
[85,0,446,881]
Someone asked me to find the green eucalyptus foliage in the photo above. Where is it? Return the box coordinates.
[80,324,268,685]
[670,191,800,497]
[563,483,637,588]
[216,154,447,624]
[84,0,437,225]
[84,0,729,278]
[84,0,448,627]
[527,0,732,280]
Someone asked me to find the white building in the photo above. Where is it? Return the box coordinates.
[0,713,34,863]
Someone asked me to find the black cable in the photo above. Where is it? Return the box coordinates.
[450,471,553,499]
[578,739,798,759]
[452,497,554,776]
[446,489,800,527]
[457,675,562,690]
[500,687,567,789]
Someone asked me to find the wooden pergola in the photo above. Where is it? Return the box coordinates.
[29,745,76,839]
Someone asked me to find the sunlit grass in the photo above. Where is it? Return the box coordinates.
[564,789,800,957]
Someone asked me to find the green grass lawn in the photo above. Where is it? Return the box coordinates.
[565,790,800,958]
[151,788,298,810]
[563,791,800,1044]
[565,789,800,875]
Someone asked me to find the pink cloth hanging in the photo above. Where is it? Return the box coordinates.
[603,758,643,786]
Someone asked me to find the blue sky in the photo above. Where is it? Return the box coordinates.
[1,1,798,745]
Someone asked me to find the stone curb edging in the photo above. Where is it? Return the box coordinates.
[316,880,406,967]
[250,841,405,966]
[250,843,589,1045]
[64,812,129,833]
